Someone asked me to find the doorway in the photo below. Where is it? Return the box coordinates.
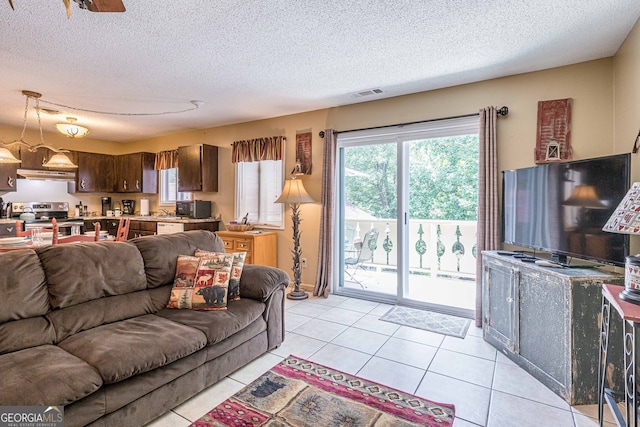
[335,117,479,318]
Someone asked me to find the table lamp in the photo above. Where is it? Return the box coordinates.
[603,182,640,304]
[275,177,314,300]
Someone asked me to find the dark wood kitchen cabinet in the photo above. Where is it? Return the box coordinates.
[19,147,51,170]
[178,144,218,192]
[0,222,18,236]
[19,147,78,171]
[76,152,115,193]
[128,220,157,239]
[482,251,624,405]
[115,152,157,193]
[0,147,18,191]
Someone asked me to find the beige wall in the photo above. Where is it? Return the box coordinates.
[2,17,638,285]
[614,17,640,253]
[125,57,620,287]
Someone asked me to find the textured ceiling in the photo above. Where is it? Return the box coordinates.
[0,1,639,142]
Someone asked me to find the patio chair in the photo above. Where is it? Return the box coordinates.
[344,223,357,256]
[344,228,379,289]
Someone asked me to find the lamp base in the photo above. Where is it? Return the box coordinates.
[622,255,640,306]
[287,289,308,300]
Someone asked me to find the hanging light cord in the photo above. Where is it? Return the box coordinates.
[38,98,202,116]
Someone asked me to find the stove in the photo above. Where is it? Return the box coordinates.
[11,202,84,235]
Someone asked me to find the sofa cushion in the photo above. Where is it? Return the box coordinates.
[0,345,102,405]
[131,230,225,289]
[37,241,147,309]
[57,314,207,384]
[46,290,159,343]
[0,249,49,323]
[0,317,56,355]
[157,298,266,344]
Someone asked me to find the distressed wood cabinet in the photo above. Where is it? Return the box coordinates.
[482,251,624,405]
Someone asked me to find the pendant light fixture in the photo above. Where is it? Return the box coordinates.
[56,117,89,138]
[0,90,78,168]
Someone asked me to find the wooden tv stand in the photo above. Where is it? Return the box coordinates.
[482,251,624,405]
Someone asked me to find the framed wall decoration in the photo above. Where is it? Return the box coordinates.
[293,130,312,175]
[535,98,572,164]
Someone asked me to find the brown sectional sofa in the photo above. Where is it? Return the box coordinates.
[0,230,289,426]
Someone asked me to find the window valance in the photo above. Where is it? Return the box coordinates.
[154,149,179,170]
[232,136,284,163]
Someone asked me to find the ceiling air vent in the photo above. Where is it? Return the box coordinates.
[349,88,384,98]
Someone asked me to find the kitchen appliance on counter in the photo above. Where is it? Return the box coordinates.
[101,197,112,216]
[122,200,135,215]
[176,200,212,219]
[11,202,84,236]
[140,198,150,216]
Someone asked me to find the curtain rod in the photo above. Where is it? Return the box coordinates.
[319,106,508,138]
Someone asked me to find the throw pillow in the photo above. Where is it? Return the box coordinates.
[191,252,234,310]
[195,249,246,301]
[167,255,200,309]
[167,253,234,310]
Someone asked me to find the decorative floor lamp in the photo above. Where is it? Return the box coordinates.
[275,177,314,300]
[603,182,640,304]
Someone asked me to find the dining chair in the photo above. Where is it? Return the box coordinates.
[16,218,59,244]
[55,222,101,244]
[114,217,130,241]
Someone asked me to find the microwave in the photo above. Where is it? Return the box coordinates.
[176,200,212,219]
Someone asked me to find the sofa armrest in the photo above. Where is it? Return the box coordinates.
[240,264,290,302]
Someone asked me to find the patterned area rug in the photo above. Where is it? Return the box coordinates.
[190,355,455,427]
[380,306,471,338]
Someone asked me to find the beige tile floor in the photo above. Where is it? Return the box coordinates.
[146,294,619,427]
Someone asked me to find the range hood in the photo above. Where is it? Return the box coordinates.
[17,169,76,181]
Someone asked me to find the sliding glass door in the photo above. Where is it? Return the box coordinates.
[335,117,479,318]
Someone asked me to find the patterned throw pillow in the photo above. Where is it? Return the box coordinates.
[195,249,246,301]
[167,253,234,310]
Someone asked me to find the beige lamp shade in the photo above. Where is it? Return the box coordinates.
[275,177,314,204]
[0,147,21,164]
[43,153,78,169]
[563,185,606,209]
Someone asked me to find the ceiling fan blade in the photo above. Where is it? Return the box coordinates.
[87,0,125,12]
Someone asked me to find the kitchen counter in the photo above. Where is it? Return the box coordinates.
[72,215,219,224]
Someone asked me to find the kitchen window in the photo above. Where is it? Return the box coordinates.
[160,168,191,205]
[235,160,283,228]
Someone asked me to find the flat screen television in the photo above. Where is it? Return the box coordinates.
[502,153,630,266]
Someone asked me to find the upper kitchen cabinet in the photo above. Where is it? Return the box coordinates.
[178,144,218,192]
[115,152,157,193]
[19,147,51,170]
[0,147,18,191]
[76,152,115,193]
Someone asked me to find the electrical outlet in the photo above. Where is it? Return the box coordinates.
[301,258,308,268]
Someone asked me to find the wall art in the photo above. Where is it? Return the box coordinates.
[535,98,572,163]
